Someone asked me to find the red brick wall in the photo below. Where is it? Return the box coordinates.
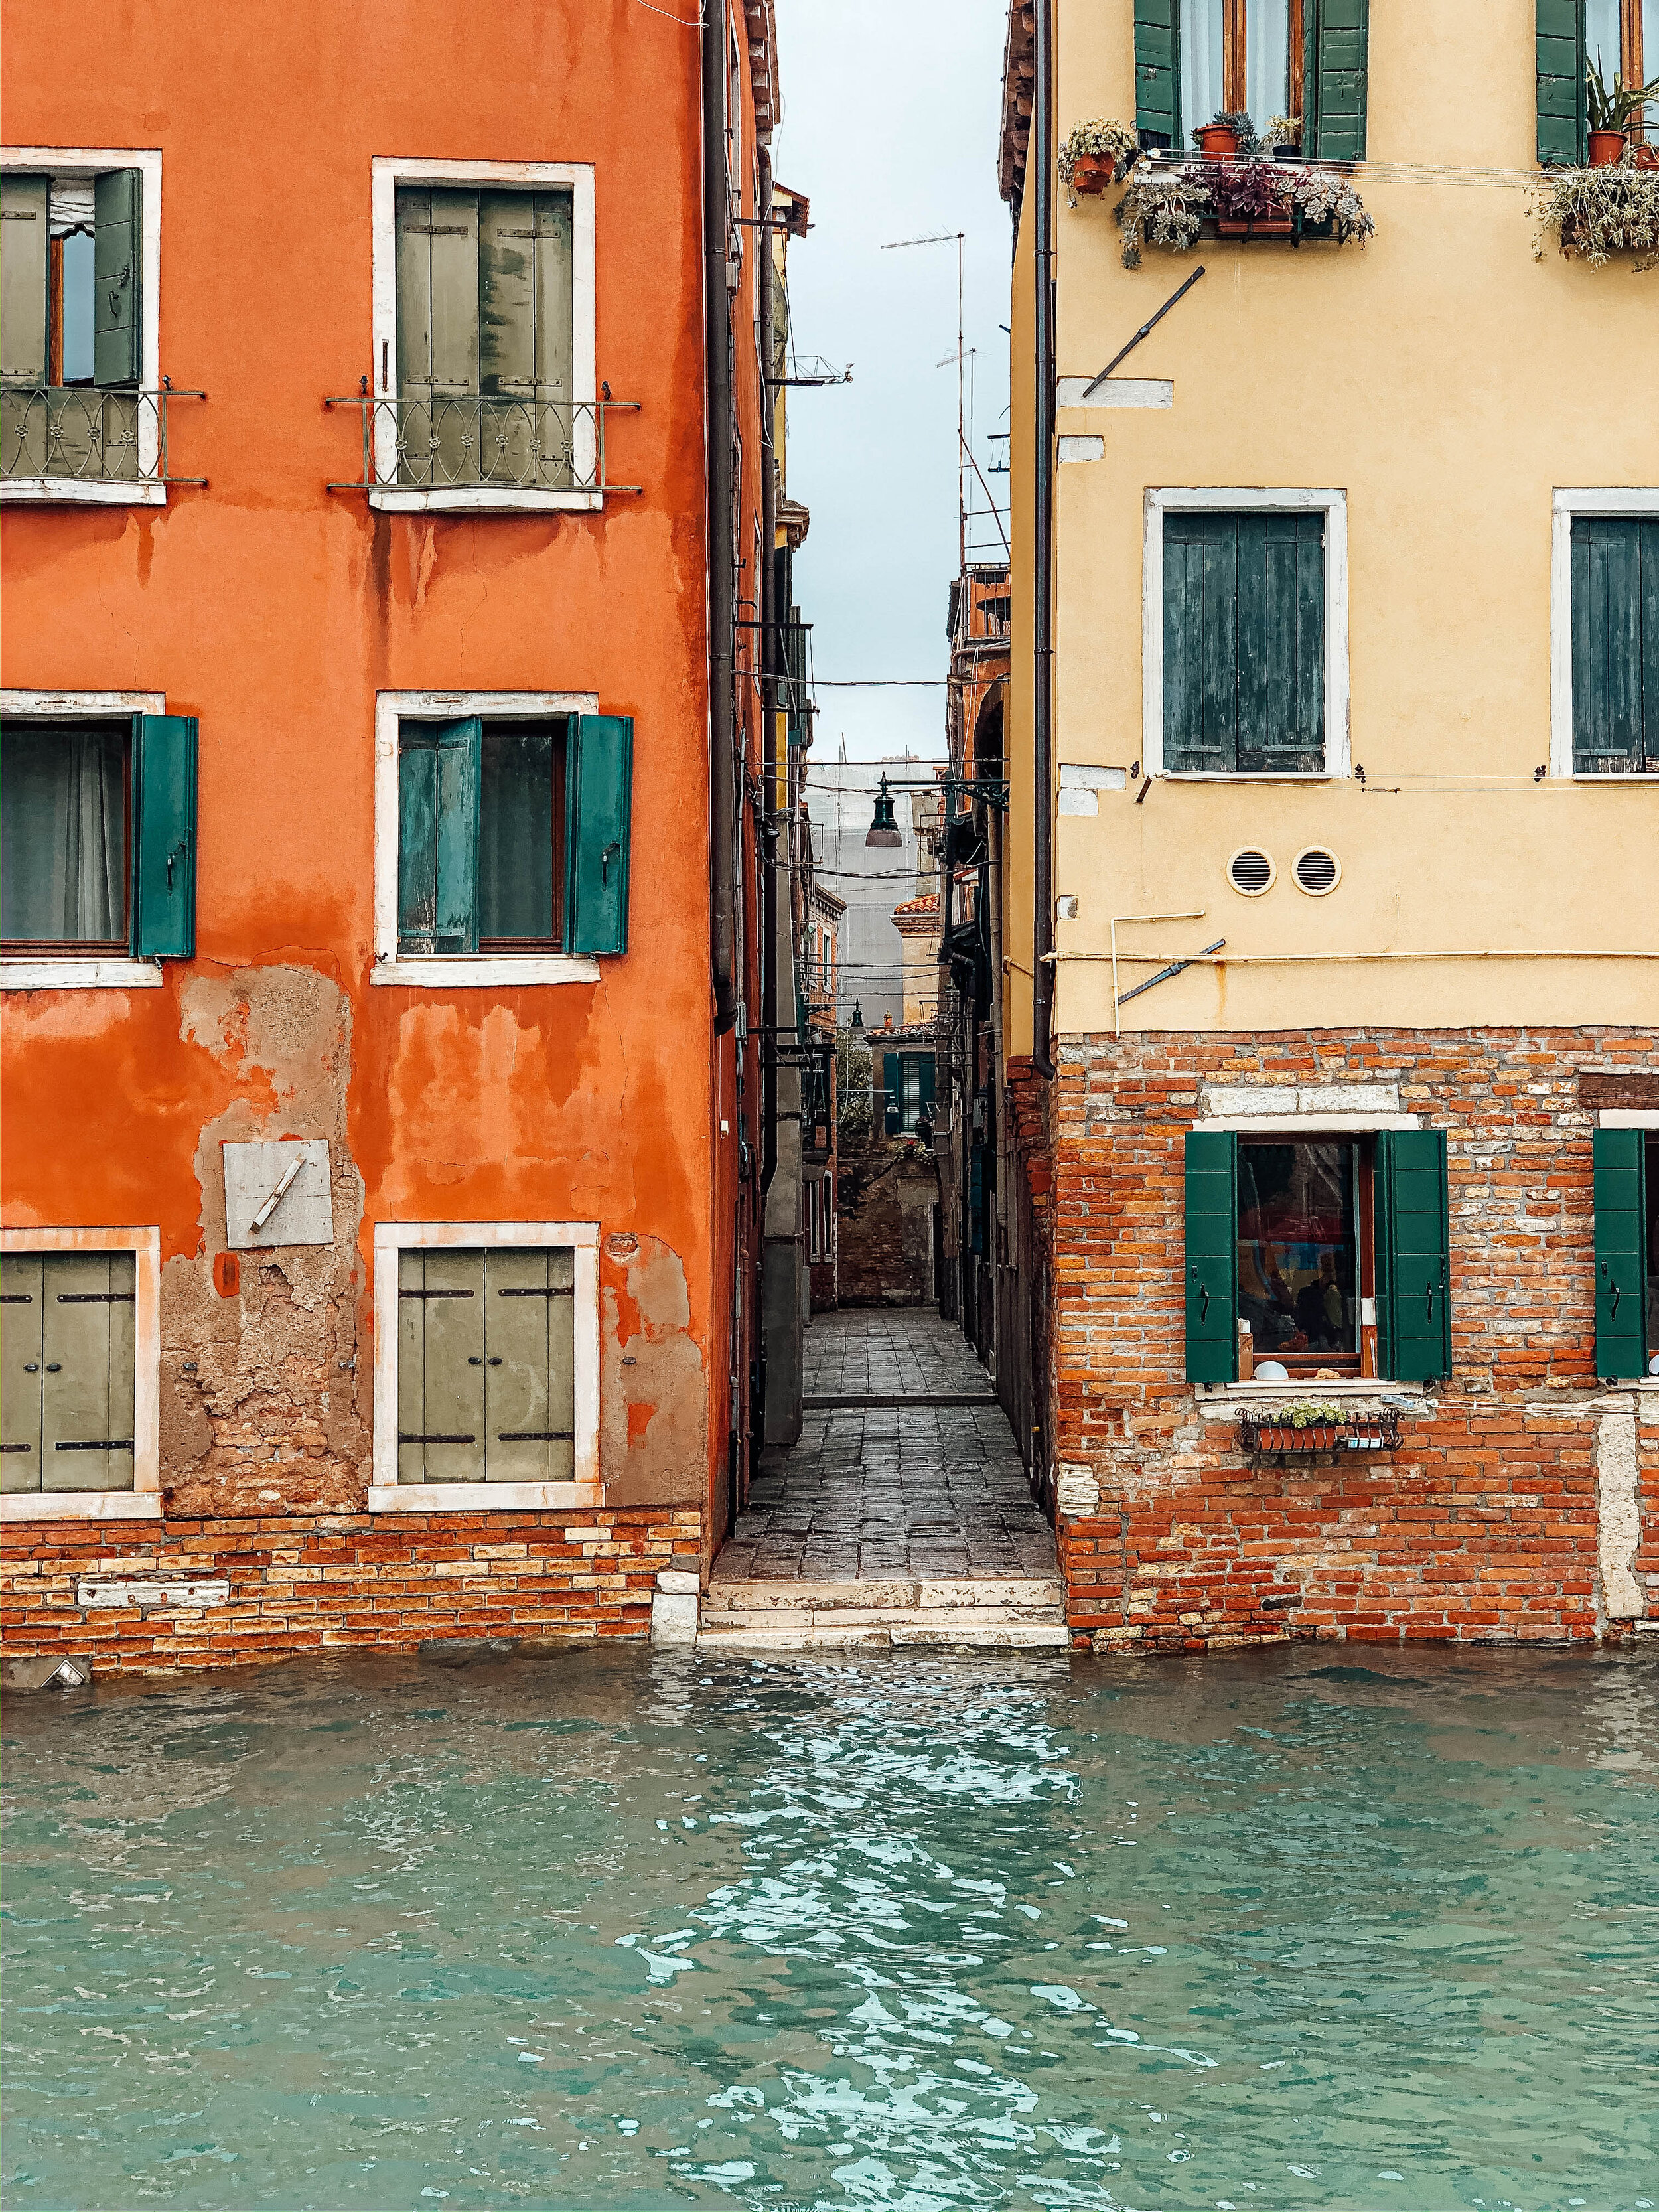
[1031,1028,1659,1650]
[1,1507,702,1674]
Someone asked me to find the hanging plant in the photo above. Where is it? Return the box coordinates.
[1058,119,1141,203]
[1115,160,1373,265]
[1530,157,1659,264]
[1281,165,1376,245]
[1114,167,1206,267]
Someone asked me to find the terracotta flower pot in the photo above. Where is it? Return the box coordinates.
[1218,216,1293,236]
[1196,125,1240,157]
[1633,141,1659,171]
[1587,129,1628,167]
[1070,152,1117,195]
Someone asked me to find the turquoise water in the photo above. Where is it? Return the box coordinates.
[3,1647,1656,2212]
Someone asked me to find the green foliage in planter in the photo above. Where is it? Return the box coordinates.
[1281,1398,1344,1428]
[1531,159,1659,264]
[1114,161,1373,267]
[1586,60,1659,133]
[1194,109,1262,153]
[1283,167,1376,244]
[1115,168,1207,267]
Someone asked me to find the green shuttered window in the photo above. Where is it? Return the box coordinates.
[0,1251,137,1496]
[1303,0,1370,160]
[1134,5,1367,157]
[1133,1,1182,144]
[1374,1130,1451,1384]
[397,712,631,958]
[1593,1128,1652,1380]
[1537,0,1588,161]
[397,1246,577,1485]
[1571,517,1657,774]
[1185,1130,1239,1382]
[1164,511,1325,774]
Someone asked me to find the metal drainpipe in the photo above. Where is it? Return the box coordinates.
[1031,0,1058,1081]
[759,152,780,1194]
[703,1,739,1035]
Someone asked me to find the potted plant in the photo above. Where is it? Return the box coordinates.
[1248,1397,1346,1455]
[1193,109,1258,159]
[1058,118,1141,200]
[1203,157,1293,236]
[1586,60,1659,164]
[1265,113,1303,159]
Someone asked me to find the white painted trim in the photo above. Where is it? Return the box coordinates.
[1143,488,1350,780]
[1550,489,1659,778]
[1200,1380,1433,1407]
[1058,435,1105,464]
[0,147,163,487]
[1057,376,1172,409]
[1196,1112,1423,1134]
[373,689,599,978]
[0,1226,161,1520]
[369,156,597,504]
[1600,1110,1659,1129]
[371,1219,602,1509]
[0,692,166,987]
[1,481,166,508]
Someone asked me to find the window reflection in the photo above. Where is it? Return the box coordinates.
[1237,1140,1358,1362]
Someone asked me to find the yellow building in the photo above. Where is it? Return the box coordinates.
[985,0,1659,1651]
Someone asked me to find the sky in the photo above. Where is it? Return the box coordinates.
[770,0,1013,763]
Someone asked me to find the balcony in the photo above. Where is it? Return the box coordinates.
[325,391,640,514]
[0,385,205,506]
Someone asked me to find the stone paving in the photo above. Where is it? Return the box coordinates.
[714,1309,1058,1586]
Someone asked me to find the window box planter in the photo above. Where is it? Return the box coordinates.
[1239,1407,1402,1461]
[1217,215,1293,238]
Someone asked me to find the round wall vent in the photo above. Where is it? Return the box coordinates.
[1226,847,1275,897]
[1293,846,1341,895]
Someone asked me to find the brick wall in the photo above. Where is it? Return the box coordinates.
[1,1507,703,1674]
[835,1139,939,1306]
[1031,1027,1659,1650]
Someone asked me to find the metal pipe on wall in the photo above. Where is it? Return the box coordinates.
[703,0,738,1034]
[1031,0,1057,1081]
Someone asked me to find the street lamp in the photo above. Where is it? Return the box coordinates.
[865,775,903,848]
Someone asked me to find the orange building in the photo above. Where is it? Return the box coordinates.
[1,0,785,1668]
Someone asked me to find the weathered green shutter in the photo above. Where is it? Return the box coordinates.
[1593,1128,1648,1379]
[1166,513,1324,774]
[1,1251,44,1493]
[396,188,479,484]
[1164,514,1235,773]
[533,192,575,488]
[42,1250,136,1493]
[1185,1129,1238,1383]
[1571,518,1654,774]
[1133,1,1181,145]
[1376,1129,1451,1383]
[1305,0,1370,161]
[1536,0,1587,165]
[399,717,481,954]
[0,173,49,386]
[478,190,535,482]
[398,1248,485,1483]
[131,714,197,958]
[565,714,632,955]
[94,169,141,387]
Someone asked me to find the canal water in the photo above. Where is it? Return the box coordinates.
[3,1647,1655,2212]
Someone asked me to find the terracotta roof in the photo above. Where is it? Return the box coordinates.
[893,892,939,916]
[998,3,1034,210]
[745,0,779,143]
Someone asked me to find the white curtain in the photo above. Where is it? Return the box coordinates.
[1247,0,1291,130]
[0,724,125,943]
[1180,0,1225,142]
[1646,0,1659,129]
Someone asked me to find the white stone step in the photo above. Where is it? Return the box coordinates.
[703,1576,1064,1614]
[696,1617,1071,1653]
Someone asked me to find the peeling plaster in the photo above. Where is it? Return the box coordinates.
[1595,1410,1643,1622]
[601,1235,706,1505]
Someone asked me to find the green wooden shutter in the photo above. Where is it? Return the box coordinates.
[131,714,197,959]
[1238,512,1325,773]
[565,714,632,955]
[0,173,49,386]
[533,192,575,488]
[396,188,479,484]
[1165,512,1237,773]
[1593,1128,1648,1379]
[1376,1129,1451,1383]
[1305,0,1370,161]
[1185,1129,1238,1383]
[94,169,141,388]
[1536,0,1587,165]
[1571,518,1650,774]
[1,1251,44,1494]
[1133,1,1181,145]
[399,717,481,954]
[42,1250,136,1493]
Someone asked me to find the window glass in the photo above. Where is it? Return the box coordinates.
[1237,1140,1358,1361]
[1646,0,1659,130]
[1246,0,1289,127]
[60,230,94,383]
[0,721,127,946]
[1585,0,1621,84]
[1180,0,1225,141]
[479,722,561,944]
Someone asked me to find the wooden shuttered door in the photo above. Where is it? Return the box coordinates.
[399,717,482,953]
[1164,512,1325,774]
[1133,1,1181,145]
[396,188,479,486]
[1375,1130,1451,1384]
[398,1247,576,1484]
[1304,0,1370,160]
[565,714,632,955]
[93,169,141,388]
[1185,1129,1238,1383]
[1571,517,1656,774]
[0,1252,136,1495]
[1593,1128,1649,1380]
[1537,0,1587,164]
[131,714,198,958]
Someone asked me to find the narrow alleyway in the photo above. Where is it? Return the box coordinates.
[704,1311,1066,1648]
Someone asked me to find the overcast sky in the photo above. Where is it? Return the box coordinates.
[770,0,1012,763]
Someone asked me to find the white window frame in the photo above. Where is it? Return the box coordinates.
[1550,489,1659,781]
[370,1219,602,1512]
[0,1226,161,1521]
[373,689,601,988]
[0,147,163,508]
[1142,488,1350,782]
[368,157,598,516]
[0,688,166,990]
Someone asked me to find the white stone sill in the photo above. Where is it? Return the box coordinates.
[1159,772,1335,783]
[1198,1112,1421,1134]
[1,480,167,508]
[1199,1380,1433,1410]
[2,959,163,991]
[368,1482,603,1513]
[0,1492,161,1522]
[1570,774,1659,783]
[371,955,601,988]
[368,488,603,516]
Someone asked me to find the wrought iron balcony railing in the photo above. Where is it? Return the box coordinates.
[325,390,641,496]
[0,384,206,491]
